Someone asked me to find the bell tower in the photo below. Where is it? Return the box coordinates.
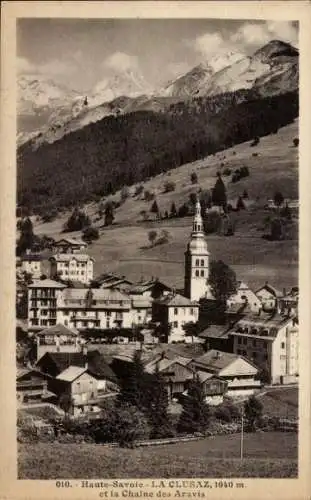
[184,199,210,301]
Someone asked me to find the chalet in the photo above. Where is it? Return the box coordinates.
[144,355,195,400]
[34,323,81,361]
[228,311,299,384]
[35,349,118,392]
[16,368,54,404]
[255,282,283,312]
[20,254,43,279]
[49,253,94,285]
[190,350,260,397]
[152,292,199,343]
[53,366,99,416]
[277,287,298,317]
[227,281,261,313]
[198,324,234,353]
[92,273,133,292]
[53,237,87,254]
[195,372,228,406]
[129,278,171,300]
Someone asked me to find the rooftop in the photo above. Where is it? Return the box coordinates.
[55,237,86,246]
[154,293,198,307]
[255,283,283,298]
[56,365,87,382]
[50,253,94,262]
[129,278,171,295]
[21,254,43,262]
[35,323,79,337]
[193,349,256,373]
[62,287,131,304]
[28,279,67,289]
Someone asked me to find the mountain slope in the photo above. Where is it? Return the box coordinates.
[17,89,298,215]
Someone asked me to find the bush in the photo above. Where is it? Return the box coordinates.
[177,203,190,218]
[190,172,198,184]
[203,210,222,234]
[63,208,90,232]
[293,137,299,147]
[120,186,130,202]
[223,168,232,176]
[250,136,260,147]
[134,185,144,197]
[144,190,155,202]
[163,181,176,193]
[148,230,157,246]
[82,226,99,243]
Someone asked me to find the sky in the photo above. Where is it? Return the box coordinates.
[17,19,299,92]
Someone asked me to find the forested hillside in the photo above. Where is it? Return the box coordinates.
[17,90,298,215]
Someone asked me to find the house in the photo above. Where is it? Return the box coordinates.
[198,324,234,353]
[144,355,195,400]
[255,282,283,312]
[190,349,260,397]
[16,368,54,404]
[33,323,82,361]
[277,287,298,317]
[152,292,199,343]
[227,281,261,313]
[20,253,43,279]
[129,278,171,300]
[58,287,133,331]
[53,366,99,416]
[53,237,87,254]
[49,253,94,284]
[36,349,118,393]
[92,273,133,292]
[27,279,67,332]
[228,311,299,385]
[195,372,228,406]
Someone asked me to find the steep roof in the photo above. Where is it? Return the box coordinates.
[55,238,86,246]
[21,254,43,262]
[35,323,79,337]
[36,351,117,381]
[62,287,131,304]
[129,279,171,295]
[256,283,283,298]
[50,253,93,262]
[154,293,198,307]
[56,366,87,382]
[193,349,257,373]
[28,279,66,289]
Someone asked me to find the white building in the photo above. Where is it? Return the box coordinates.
[152,292,199,343]
[227,281,262,313]
[229,312,299,385]
[184,200,210,301]
[255,282,283,312]
[20,254,43,279]
[49,254,94,284]
[28,279,67,332]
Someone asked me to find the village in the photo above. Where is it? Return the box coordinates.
[16,199,299,423]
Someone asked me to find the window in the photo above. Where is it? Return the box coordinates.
[281,342,285,349]
[195,259,200,266]
[174,308,178,315]
[195,270,200,277]
[252,339,257,347]
[173,321,178,328]
[190,308,194,315]
[238,337,242,345]
[252,352,257,359]
[243,338,247,345]
[200,270,204,277]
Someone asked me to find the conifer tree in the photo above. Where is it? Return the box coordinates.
[212,173,227,208]
[177,375,210,434]
[150,200,159,214]
[17,217,35,255]
[117,350,146,409]
[170,202,177,218]
[147,365,173,438]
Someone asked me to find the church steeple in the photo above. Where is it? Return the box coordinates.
[184,199,210,301]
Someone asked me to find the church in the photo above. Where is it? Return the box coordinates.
[184,199,211,301]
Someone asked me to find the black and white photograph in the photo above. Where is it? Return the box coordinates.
[2,1,310,494]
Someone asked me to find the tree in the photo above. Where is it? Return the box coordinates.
[273,191,284,208]
[203,211,222,234]
[280,203,292,220]
[236,196,245,211]
[189,192,197,207]
[242,189,249,199]
[212,173,227,208]
[250,136,260,147]
[82,226,99,243]
[170,202,177,218]
[117,350,147,409]
[163,181,176,193]
[104,202,115,226]
[120,185,130,202]
[148,230,157,247]
[17,217,35,255]
[177,375,210,434]
[182,321,199,343]
[150,200,159,214]
[190,171,198,184]
[293,137,299,147]
[178,203,189,218]
[63,208,91,232]
[208,260,238,310]
[146,366,174,438]
[244,395,263,432]
[59,393,73,420]
[270,218,284,240]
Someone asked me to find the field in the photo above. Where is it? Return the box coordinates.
[18,431,297,479]
[34,120,298,292]
[259,387,298,420]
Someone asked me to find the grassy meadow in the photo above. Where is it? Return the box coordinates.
[34,120,298,291]
[18,431,297,479]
